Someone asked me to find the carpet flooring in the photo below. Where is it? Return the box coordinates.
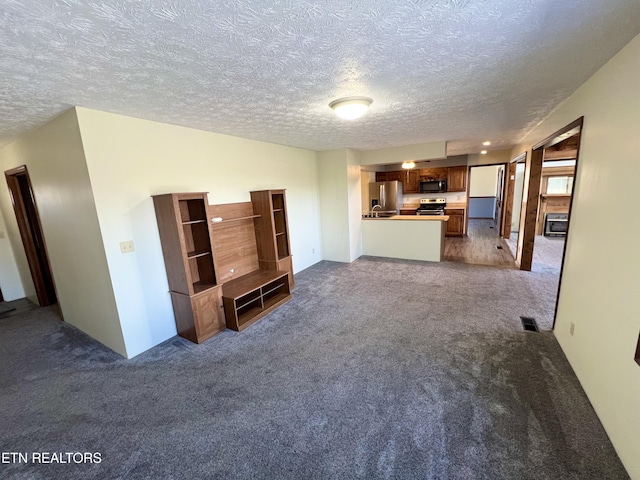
[0,257,628,479]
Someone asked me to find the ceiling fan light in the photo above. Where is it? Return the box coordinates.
[329,96,373,120]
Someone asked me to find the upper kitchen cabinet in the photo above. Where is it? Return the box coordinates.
[376,171,403,182]
[402,169,420,193]
[387,171,403,183]
[376,170,419,193]
[447,166,467,192]
[419,167,448,181]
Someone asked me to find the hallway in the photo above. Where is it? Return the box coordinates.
[443,219,515,268]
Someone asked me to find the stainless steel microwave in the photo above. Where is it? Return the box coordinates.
[420,179,447,193]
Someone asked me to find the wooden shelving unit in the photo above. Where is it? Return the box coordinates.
[154,190,294,342]
[153,193,225,343]
[250,190,294,289]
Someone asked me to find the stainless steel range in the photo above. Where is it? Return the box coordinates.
[416,198,446,216]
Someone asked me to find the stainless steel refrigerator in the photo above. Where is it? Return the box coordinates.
[368,181,403,215]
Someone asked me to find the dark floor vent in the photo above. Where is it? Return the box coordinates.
[496,245,503,250]
[520,316,539,332]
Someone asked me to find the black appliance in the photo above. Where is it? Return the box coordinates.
[416,198,446,216]
[544,213,568,237]
[420,179,447,194]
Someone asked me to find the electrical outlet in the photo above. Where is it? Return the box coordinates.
[120,241,135,254]
[0,230,5,239]
[570,322,575,336]
[312,248,315,254]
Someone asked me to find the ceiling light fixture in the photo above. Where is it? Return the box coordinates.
[401,161,416,169]
[329,96,373,120]
[480,150,488,155]
[482,141,491,146]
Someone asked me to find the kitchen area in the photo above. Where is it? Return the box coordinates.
[360,156,470,262]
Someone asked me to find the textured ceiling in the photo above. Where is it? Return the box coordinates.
[1,0,639,156]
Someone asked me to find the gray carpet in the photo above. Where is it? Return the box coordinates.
[0,258,628,479]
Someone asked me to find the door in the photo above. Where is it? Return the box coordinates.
[5,166,57,306]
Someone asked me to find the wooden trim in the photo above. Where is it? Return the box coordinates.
[4,166,58,306]
[543,149,577,161]
[551,119,584,329]
[542,167,575,179]
[502,162,517,239]
[518,148,544,271]
[468,195,497,199]
[533,117,584,150]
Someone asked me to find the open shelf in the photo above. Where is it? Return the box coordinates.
[222,270,291,331]
[187,250,211,259]
[212,214,261,226]
[179,198,207,223]
[192,281,217,295]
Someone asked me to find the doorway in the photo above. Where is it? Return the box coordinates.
[467,164,505,225]
[503,153,527,259]
[517,118,582,272]
[5,166,57,307]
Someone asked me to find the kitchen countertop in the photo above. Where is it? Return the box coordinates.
[445,202,467,209]
[362,214,449,221]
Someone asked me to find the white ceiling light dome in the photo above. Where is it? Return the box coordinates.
[329,96,373,120]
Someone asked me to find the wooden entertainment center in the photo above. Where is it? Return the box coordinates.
[152,190,293,343]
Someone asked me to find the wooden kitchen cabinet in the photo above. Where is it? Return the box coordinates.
[399,209,418,215]
[447,166,467,192]
[376,170,419,194]
[387,171,403,183]
[402,169,420,193]
[419,167,448,181]
[445,208,465,237]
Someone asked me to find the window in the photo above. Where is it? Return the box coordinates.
[546,176,573,194]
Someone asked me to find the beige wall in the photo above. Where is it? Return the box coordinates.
[0,109,127,356]
[0,205,24,300]
[511,32,640,478]
[469,165,500,197]
[467,149,511,166]
[360,141,446,166]
[346,149,363,262]
[76,108,322,358]
[318,149,352,262]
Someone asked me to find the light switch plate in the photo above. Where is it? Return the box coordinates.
[0,231,5,239]
[120,241,135,254]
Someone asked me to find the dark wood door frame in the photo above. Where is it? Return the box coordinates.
[5,165,57,306]
[501,153,525,240]
[518,117,583,272]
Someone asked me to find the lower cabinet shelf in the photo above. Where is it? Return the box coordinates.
[222,270,292,331]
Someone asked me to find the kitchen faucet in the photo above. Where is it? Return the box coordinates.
[370,204,382,217]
